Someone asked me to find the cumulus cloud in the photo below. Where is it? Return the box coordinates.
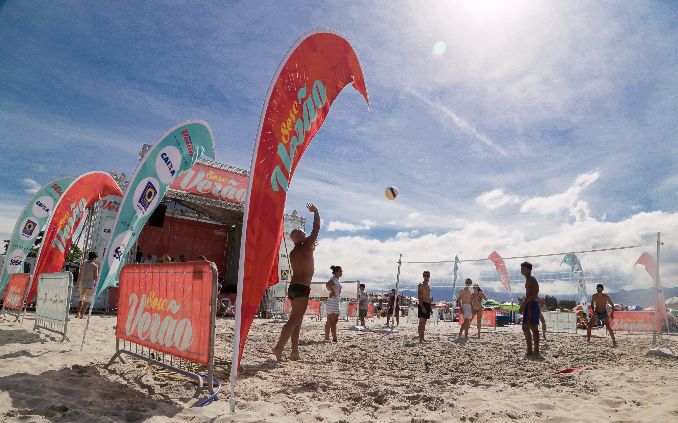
[475,189,522,210]
[312,210,678,296]
[520,171,600,215]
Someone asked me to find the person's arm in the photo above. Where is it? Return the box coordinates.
[306,203,320,245]
[94,264,99,283]
[607,295,615,318]
[326,279,335,298]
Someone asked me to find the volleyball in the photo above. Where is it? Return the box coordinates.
[385,186,399,200]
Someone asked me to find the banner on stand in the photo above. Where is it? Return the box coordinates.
[0,177,74,297]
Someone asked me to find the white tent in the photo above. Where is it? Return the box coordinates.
[665,296,678,308]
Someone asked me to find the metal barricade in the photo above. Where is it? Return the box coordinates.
[34,272,73,341]
[105,262,218,397]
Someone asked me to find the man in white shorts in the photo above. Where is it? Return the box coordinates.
[457,278,474,338]
[77,252,99,318]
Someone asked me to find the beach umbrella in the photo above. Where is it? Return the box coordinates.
[483,299,502,307]
[665,296,678,308]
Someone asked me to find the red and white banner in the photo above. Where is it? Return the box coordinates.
[116,262,217,365]
[347,303,375,318]
[635,252,668,320]
[232,31,369,373]
[488,251,512,296]
[2,273,31,311]
[30,172,122,301]
[284,298,322,317]
[458,309,497,327]
[610,311,660,332]
[170,161,248,204]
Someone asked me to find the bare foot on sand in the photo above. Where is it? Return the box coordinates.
[290,351,301,361]
[272,347,283,362]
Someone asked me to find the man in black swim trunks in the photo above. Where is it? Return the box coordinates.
[418,271,432,343]
[272,203,320,361]
[587,283,617,347]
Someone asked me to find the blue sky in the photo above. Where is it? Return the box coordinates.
[1,1,677,296]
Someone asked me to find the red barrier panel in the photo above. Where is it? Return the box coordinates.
[610,311,660,332]
[458,309,497,327]
[108,287,119,311]
[116,262,216,365]
[284,298,321,316]
[2,273,31,312]
[347,303,375,318]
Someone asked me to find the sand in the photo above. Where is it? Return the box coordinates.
[0,313,676,422]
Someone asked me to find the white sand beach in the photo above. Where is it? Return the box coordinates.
[1,314,676,422]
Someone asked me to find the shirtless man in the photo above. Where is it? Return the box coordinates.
[418,271,432,343]
[272,203,320,361]
[519,262,540,356]
[456,278,473,338]
[587,284,617,347]
[386,289,400,328]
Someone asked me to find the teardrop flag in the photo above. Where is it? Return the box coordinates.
[231,30,369,381]
[0,177,74,297]
[29,172,122,301]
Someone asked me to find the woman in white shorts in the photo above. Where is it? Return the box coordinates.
[325,265,342,342]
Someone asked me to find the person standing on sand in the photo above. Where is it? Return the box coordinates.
[519,262,541,357]
[325,265,343,341]
[386,288,400,328]
[418,271,432,343]
[457,278,473,338]
[272,203,320,361]
[587,284,617,347]
[471,284,487,339]
[76,252,98,319]
[358,283,369,327]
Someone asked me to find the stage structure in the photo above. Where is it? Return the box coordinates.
[79,158,301,306]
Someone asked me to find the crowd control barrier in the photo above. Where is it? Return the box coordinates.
[2,273,31,322]
[610,311,660,333]
[347,303,375,318]
[407,306,442,324]
[541,311,577,334]
[106,262,218,397]
[457,309,497,328]
[283,298,322,318]
[34,272,73,341]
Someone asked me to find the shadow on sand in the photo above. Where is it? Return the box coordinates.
[0,329,44,346]
[0,365,183,422]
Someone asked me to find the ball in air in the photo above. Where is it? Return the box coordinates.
[385,186,399,200]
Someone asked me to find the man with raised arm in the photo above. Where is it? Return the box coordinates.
[519,262,541,357]
[587,284,617,347]
[418,271,432,343]
[272,203,320,361]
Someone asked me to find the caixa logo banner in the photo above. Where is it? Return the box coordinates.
[95,121,215,301]
[0,177,74,298]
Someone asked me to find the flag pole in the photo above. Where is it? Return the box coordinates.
[654,232,660,344]
[393,254,402,329]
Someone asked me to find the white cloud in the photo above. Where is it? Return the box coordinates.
[475,188,521,210]
[312,210,678,296]
[326,220,372,232]
[22,178,41,194]
[520,171,600,215]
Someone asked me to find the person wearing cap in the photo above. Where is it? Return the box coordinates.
[417,271,432,343]
[519,262,541,357]
[470,283,487,338]
[456,278,474,338]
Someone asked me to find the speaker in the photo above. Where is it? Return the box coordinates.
[148,204,166,227]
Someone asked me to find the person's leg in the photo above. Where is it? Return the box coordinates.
[476,311,482,338]
[79,302,89,318]
[587,315,596,342]
[76,300,83,318]
[290,317,303,360]
[540,313,546,339]
[330,314,338,341]
[522,324,533,355]
[531,325,540,355]
[273,297,308,360]
[418,318,425,342]
[325,314,331,340]
[603,318,616,347]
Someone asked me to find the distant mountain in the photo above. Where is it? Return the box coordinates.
[398,286,678,307]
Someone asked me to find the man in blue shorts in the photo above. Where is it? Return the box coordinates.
[519,261,541,357]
